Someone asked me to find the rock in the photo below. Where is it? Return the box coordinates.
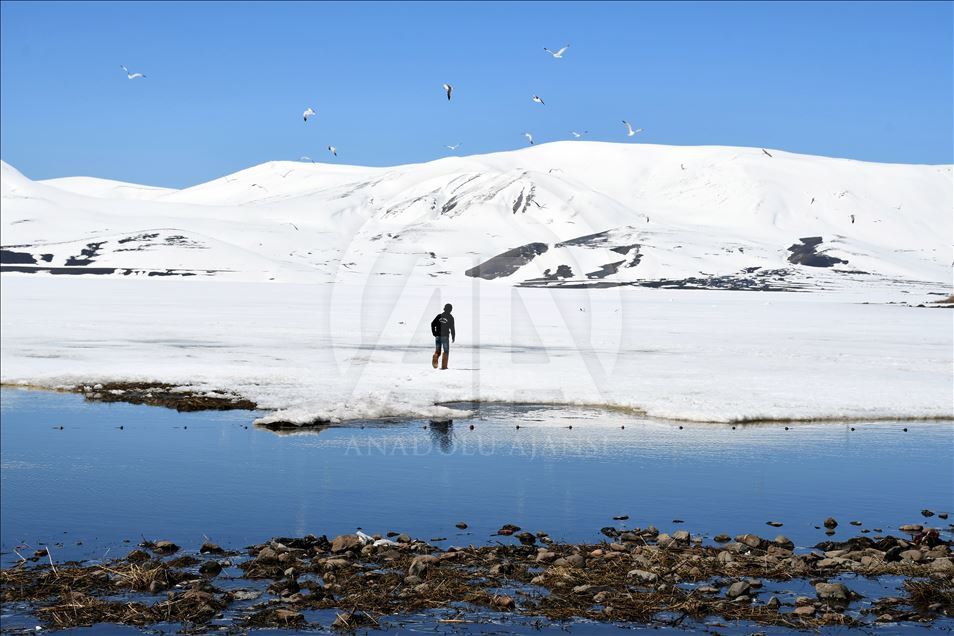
[792,605,816,617]
[736,534,762,548]
[408,554,439,577]
[672,530,690,542]
[198,561,222,577]
[397,533,411,543]
[931,557,954,572]
[921,509,935,517]
[899,524,922,533]
[593,590,610,604]
[726,580,751,598]
[563,553,585,568]
[765,596,780,609]
[600,527,620,538]
[714,534,732,543]
[698,585,719,594]
[152,540,179,555]
[899,549,923,562]
[330,534,362,553]
[717,551,734,564]
[455,522,468,529]
[535,551,557,563]
[530,575,546,585]
[815,582,851,604]
[823,517,838,529]
[613,515,629,521]
[656,533,674,547]
[497,524,520,536]
[572,584,593,594]
[795,596,813,606]
[515,531,536,545]
[774,535,794,549]
[940,513,949,520]
[273,609,303,623]
[849,521,862,526]
[199,542,225,555]
[127,549,151,563]
[766,521,783,527]
[491,595,515,610]
[321,557,350,571]
[627,569,659,584]
[489,561,513,575]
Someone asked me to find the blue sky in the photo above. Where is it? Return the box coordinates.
[1,1,951,188]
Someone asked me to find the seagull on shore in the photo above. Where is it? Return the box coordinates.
[570,131,588,138]
[543,45,569,59]
[622,120,642,137]
[445,143,462,151]
[524,132,534,145]
[327,145,337,156]
[356,530,374,545]
[442,83,453,100]
[532,95,545,105]
[761,148,773,157]
[303,107,316,122]
[120,65,146,79]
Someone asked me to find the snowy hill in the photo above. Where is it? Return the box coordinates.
[2,142,952,290]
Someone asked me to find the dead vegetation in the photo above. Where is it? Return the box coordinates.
[2,528,952,631]
[72,382,256,412]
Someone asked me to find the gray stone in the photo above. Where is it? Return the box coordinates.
[408,554,439,577]
[815,582,851,604]
[726,580,751,598]
[627,569,659,584]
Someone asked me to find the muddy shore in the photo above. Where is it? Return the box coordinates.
[3,524,952,633]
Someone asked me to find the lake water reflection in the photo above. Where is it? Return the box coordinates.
[1,388,951,566]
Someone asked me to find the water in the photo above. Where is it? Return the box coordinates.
[2,388,951,566]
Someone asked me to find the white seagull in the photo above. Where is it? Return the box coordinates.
[327,145,337,156]
[445,143,462,151]
[570,130,588,138]
[524,132,534,145]
[442,83,453,100]
[120,65,146,80]
[622,120,642,137]
[303,107,316,122]
[543,45,569,59]
[531,95,545,105]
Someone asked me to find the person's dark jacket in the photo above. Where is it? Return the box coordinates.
[431,312,455,340]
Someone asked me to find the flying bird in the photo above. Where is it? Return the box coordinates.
[327,145,337,156]
[761,148,773,157]
[532,95,545,105]
[120,65,146,79]
[543,45,569,59]
[303,107,316,122]
[524,132,534,145]
[570,131,588,138]
[442,83,453,100]
[445,143,462,150]
[622,120,642,137]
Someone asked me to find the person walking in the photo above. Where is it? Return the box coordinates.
[431,303,455,370]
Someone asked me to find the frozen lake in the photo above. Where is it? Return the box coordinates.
[2,388,951,567]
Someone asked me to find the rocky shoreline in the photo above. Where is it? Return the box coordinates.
[3,522,952,633]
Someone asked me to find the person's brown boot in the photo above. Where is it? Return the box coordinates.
[432,351,440,368]
[441,352,449,370]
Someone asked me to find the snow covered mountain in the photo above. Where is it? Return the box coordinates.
[2,142,951,292]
